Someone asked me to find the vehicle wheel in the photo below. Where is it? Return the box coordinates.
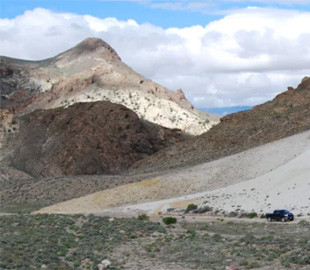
[267,217,271,222]
[281,217,285,222]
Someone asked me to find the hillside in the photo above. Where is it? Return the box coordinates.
[0,38,219,135]
[34,128,310,217]
[134,76,310,172]
[6,101,186,178]
[2,77,310,210]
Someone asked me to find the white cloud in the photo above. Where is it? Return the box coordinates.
[1,7,310,108]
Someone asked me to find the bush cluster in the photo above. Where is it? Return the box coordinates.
[162,217,177,225]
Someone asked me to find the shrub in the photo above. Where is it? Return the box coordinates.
[298,220,309,225]
[212,233,222,242]
[247,212,258,219]
[186,229,196,239]
[288,251,310,265]
[137,214,149,221]
[227,211,238,217]
[162,217,177,225]
[185,204,198,213]
[241,233,256,244]
[260,214,266,219]
[196,205,212,214]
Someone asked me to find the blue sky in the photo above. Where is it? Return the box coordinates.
[1,1,310,109]
[1,0,309,28]
[3,0,217,28]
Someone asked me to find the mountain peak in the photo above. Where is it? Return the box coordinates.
[58,37,121,61]
[76,38,111,51]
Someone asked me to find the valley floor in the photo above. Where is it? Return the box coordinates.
[1,214,309,270]
[1,123,310,270]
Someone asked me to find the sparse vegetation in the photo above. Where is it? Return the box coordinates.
[196,205,213,213]
[0,214,166,269]
[1,214,309,269]
[137,214,149,221]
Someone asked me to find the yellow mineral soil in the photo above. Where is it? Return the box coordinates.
[33,177,197,215]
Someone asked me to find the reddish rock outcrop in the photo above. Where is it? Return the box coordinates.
[10,101,186,177]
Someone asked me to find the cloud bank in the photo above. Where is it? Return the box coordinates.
[1,8,310,107]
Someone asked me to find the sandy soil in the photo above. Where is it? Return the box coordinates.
[34,130,310,217]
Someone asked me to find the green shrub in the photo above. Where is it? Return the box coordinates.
[185,204,198,213]
[247,212,258,219]
[162,217,177,225]
[137,214,149,221]
[260,214,266,218]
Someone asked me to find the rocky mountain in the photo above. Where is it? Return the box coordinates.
[0,38,219,135]
[6,101,186,178]
[134,76,310,172]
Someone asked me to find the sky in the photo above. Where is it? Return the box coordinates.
[1,1,310,108]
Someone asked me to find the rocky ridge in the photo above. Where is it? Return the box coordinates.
[0,38,219,135]
[134,76,310,172]
[8,101,187,178]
